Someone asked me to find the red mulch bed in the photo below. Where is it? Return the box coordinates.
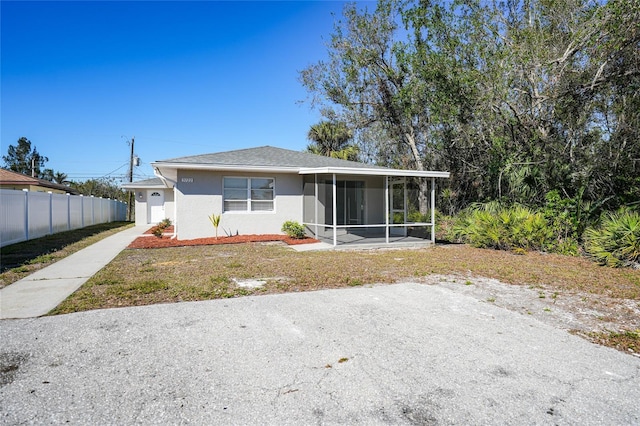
[143,225,175,235]
[128,234,320,249]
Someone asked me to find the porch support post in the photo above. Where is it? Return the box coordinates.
[173,185,178,239]
[403,177,408,237]
[431,177,436,244]
[385,175,389,244]
[314,174,318,239]
[332,173,337,246]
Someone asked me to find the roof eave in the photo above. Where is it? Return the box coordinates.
[298,167,450,178]
[121,183,167,189]
[152,162,301,174]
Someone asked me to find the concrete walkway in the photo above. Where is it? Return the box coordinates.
[0,225,146,319]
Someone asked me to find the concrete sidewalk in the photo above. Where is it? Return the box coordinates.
[0,225,146,319]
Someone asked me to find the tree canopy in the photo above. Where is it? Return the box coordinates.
[68,178,128,203]
[2,137,49,178]
[306,120,359,161]
[300,0,640,213]
[2,137,127,203]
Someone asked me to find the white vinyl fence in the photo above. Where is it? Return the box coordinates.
[0,189,128,247]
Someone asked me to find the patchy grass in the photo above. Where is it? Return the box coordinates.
[0,222,133,289]
[580,329,640,355]
[51,243,640,314]
[47,242,640,354]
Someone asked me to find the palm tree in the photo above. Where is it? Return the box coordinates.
[306,120,359,161]
[53,171,69,185]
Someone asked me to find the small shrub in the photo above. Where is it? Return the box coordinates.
[208,213,221,239]
[584,209,640,267]
[282,220,306,239]
[151,218,171,238]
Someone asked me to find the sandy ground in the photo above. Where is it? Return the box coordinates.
[420,273,640,356]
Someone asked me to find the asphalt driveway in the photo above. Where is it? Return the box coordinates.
[1,282,639,425]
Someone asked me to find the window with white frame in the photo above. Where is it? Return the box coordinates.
[223,177,274,212]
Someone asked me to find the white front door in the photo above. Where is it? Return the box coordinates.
[148,190,165,223]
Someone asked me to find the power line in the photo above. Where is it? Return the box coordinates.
[99,162,130,179]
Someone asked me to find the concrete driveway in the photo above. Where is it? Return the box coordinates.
[1,282,638,425]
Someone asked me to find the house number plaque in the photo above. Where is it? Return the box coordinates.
[181,178,194,183]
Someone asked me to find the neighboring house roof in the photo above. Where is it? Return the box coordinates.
[0,168,80,194]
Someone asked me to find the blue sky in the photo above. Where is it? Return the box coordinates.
[1,1,372,182]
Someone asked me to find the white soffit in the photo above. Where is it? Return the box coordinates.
[298,167,450,178]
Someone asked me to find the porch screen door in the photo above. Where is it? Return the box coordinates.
[390,179,407,236]
[336,180,364,225]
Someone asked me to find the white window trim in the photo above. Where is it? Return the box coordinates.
[223,176,276,214]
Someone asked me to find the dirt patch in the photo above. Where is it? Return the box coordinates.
[421,274,640,357]
[128,234,320,249]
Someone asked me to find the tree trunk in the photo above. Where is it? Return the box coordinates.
[418,178,429,216]
[405,132,430,215]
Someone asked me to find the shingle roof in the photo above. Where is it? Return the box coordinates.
[121,177,164,188]
[155,146,387,170]
[0,168,44,184]
[0,168,79,194]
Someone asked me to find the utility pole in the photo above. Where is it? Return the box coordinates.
[128,137,135,221]
[31,153,39,177]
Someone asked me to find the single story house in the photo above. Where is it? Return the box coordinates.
[0,169,79,195]
[122,146,450,246]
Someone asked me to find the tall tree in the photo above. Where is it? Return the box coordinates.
[300,1,436,212]
[306,120,359,161]
[301,0,640,213]
[2,137,49,177]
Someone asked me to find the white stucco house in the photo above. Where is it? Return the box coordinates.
[122,146,449,246]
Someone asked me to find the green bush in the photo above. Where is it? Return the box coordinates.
[584,209,640,267]
[152,218,172,238]
[448,204,551,251]
[407,210,430,223]
[281,220,306,239]
[541,190,599,256]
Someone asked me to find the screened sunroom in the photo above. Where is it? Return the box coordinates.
[299,167,450,247]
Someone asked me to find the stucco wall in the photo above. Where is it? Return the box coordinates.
[174,170,303,240]
[133,188,175,226]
